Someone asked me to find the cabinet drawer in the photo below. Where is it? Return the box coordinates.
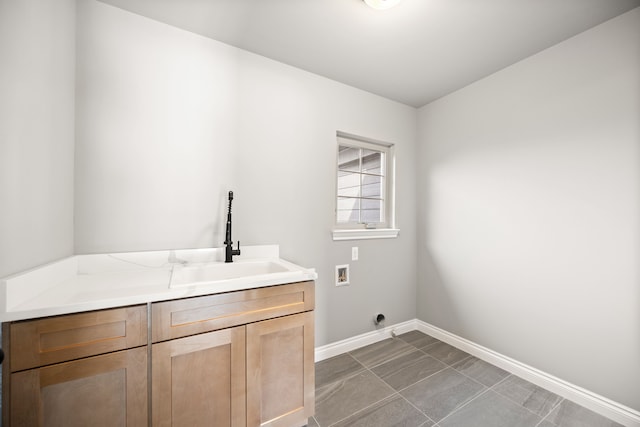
[152,281,314,342]
[10,305,147,372]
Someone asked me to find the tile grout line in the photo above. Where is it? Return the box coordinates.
[415,336,566,424]
[435,356,563,424]
[367,336,492,426]
[433,359,549,425]
[324,362,398,427]
[374,339,451,395]
[396,389,438,426]
[362,334,524,425]
[347,337,418,371]
[433,387,493,426]
[393,366,448,395]
[323,334,478,425]
[320,343,410,427]
[319,333,549,427]
[488,374,566,421]
[315,353,366,396]
[339,336,440,427]
[419,335,574,426]
[488,372,512,390]
[370,338,443,426]
[315,353,368,426]
[318,331,624,427]
[533,397,565,427]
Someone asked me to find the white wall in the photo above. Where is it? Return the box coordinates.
[417,8,640,411]
[0,0,76,278]
[74,0,418,346]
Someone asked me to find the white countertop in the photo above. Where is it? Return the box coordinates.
[0,245,317,322]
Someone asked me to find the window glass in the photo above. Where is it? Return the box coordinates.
[336,140,387,225]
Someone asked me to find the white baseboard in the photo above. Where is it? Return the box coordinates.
[314,319,640,427]
[413,320,640,427]
[314,319,416,362]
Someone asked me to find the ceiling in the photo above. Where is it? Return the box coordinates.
[97,0,640,107]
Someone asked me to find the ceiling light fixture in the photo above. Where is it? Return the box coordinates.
[363,0,402,10]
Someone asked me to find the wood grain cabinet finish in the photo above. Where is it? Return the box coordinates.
[10,305,147,372]
[152,281,314,343]
[3,281,315,427]
[152,282,315,427]
[152,326,247,427]
[247,311,314,427]
[10,346,148,426]
[3,305,148,426]
[152,312,314,427]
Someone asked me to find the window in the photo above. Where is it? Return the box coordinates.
[337,144,385,224]
[333,132,399,241]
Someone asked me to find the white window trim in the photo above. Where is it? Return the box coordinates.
[332,131,399,241]
[332,228,400,241]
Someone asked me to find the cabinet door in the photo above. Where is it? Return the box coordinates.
[10,346,147,426]
[246,311,314,427]
[152,326,246,427]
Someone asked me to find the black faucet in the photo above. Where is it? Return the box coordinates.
[224,191,241,263]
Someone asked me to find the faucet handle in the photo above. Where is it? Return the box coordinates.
[233,241,241,256]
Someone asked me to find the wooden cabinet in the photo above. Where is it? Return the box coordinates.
[2,281,315,427]
[10,347,147,426]
[2,305,148,426]
[246,311,314,427]
[152,281,315,427]
[9,305,147,372]
[151,281,314,342]
[152,326,246,427]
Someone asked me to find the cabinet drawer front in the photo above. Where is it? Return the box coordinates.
[10,305,147,372]
[152,281,314,342]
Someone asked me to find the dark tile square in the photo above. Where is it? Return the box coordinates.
[312,334,623,427]
[315,370,395,426]
[349,338,415,368]
[544,399,624,427]
[493,375,562,418]
[400,367,485,422]
[438,390,542,427]
[331,394,431,427]
[371,349,446,391]
[397,330,441,350]
[451,356,509,387]
[315,353,364,390]
[422,341,470,366]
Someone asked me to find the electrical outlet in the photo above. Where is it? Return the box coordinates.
[352,247,359,261]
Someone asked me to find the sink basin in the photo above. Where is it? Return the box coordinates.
[170,260,291,288]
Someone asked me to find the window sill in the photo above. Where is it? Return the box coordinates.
[332,228,400,241]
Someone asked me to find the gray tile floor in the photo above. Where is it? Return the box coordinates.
[310,331,623,427]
